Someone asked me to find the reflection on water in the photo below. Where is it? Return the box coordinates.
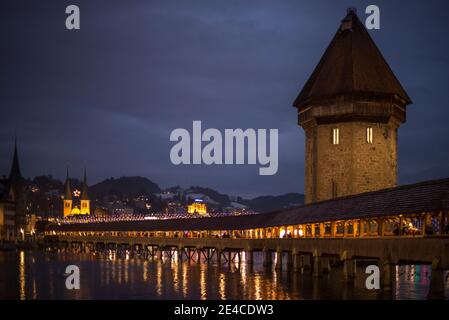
[0,251,447,300]
[19,250,25,300]
[394,264,433,300]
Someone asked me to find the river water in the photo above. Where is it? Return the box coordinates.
[0,251,447,300]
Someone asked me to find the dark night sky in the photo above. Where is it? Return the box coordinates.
[1,0,449,198]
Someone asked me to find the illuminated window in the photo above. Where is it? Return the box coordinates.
[306,225,312,237]
[298,226,304,237]
[332,128,339,145]
[336,222,344,235]
[347,222,354,234]
[366,127,373,144]
[324,223,332,235]
[314,223,320,236]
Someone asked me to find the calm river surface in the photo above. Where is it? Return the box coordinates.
[0,251,447,300]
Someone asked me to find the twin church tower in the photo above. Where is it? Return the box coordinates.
[63,168,90,216]
[294,9,411,204]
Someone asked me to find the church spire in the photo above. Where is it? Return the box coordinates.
[64,167,72,200]
[9,136,23,182]
[81,167,89,200]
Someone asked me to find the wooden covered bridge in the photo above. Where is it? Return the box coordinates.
[44,178,449,297]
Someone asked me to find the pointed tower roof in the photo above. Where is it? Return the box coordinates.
[293,8,412,110]
[64,168,72,200]
[9,137,23,183]
[81,167,89,200]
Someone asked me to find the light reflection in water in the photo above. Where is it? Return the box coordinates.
[240,253,247,298]
[143,260,148,282]
[394,264,433,299]
[32,279,37,300]
[219,272,226,300]
[117,258,122,285]
[200,263,207,300]
[2,251,448,300]
[19,251,25,300]
[124,257,129,284]
[171,260,179,293]
[105,257,111,286]
[182,262,188,298]
[156,261,162,297]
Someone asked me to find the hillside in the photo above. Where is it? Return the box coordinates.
[90,176,161,198]
[241,193,304,213]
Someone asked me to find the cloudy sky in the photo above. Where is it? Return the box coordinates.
[1,0,449,197]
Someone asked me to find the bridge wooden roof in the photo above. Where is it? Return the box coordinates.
[46,178,449,233]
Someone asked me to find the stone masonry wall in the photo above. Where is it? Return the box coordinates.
[305,121,398,203]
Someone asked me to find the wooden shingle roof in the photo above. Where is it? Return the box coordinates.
[48,178,449,232]
[293,9,412,110]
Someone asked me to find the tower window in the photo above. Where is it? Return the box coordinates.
[332,180,338,198]
[366,127,373,144]
[332,128,339,145]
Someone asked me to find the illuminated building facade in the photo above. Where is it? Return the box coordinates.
[63,168,90,217]
[0,195,15,241]
[187,199,207,215]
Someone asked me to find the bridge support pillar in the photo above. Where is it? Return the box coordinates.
[322,256,331,273]
[246,250,254,266]
[263,248,272,268]
[275,249,283,271]
[343,259,355,282]
[293,252,302,273]
[157,248,163,260]
[150,246,156,260]
[380,254,395,291]
[196,247,202,264]
[303,254,311,270]
[428,256,445,299]
[341,251,355,282]
[203,248,212,263]
[286,251,293,269]
[312,250,322,277]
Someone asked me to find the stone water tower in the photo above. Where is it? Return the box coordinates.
[293,9,412,204]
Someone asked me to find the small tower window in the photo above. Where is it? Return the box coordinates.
[332,128,339,145]
[366,127,373,144]
[332,180,338,198]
